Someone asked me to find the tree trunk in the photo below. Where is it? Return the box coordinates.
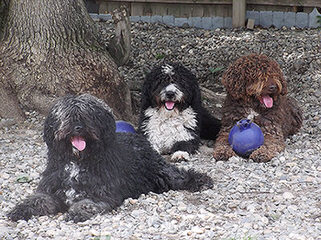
[0,0,132,122]
[109,5,131,66]
[0,0,9,37]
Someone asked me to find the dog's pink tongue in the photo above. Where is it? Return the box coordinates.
[165,101,175,110]
[262,95,273,108]
[71,136,86,151]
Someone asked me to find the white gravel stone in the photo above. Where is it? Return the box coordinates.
[283,192,295,199]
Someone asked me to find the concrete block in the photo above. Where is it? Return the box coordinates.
[260,11,273,28]
[151,15,163,24]
[163,15,175,26]
[212,17,224,29]
[272,11,284,28]
[202,17,213,30]
[99,14,112,21]
[223,17,232,28]
[175,18,188,27]
[309,8,321,28]
[89,13,99,20]
[284,12,296,28]
[187,17,193,27]
[141,16,151,23]
[189,17,202,28]
[130,16,141,22]
[296,12,309,28]
[247,11,260,26]
[247,19,255,29]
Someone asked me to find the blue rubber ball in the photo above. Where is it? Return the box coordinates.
[115,120,135,133]
[228,119,264,157]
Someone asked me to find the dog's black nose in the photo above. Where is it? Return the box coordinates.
[166,91,175,99]
[269,85,277,92]
[74,125,83,131]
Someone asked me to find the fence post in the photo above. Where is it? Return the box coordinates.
[232,0,246,28]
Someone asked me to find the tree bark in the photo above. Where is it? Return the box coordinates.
[109,5,131,66]
[0,0,132,121]
[0,0,9,38]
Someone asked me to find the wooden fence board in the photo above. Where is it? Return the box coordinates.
[247,0,321,7]
[92,0,321,29]
[102,0,321,7]
[90,7,320,29]
[101,2,231,17]
[99,0,320,17]
[104,0,232,4]
[232,0,246,27]
[250,5,315,13]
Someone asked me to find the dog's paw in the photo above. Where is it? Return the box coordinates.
[65,212,90,223]
[66,199,109,223]
[249,148,274,163]
[213,145,236,161]
[170,151,190,162]
[66,200,97,223]
[198,174,214,191]
[7,205,32,222]
[7,193,61,222]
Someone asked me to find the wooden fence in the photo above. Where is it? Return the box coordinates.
[86,0,321,28]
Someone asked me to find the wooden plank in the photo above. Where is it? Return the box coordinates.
[100,2,121,14]
[105,0,232,5]
[232,0,246,27]
[101,0,321,7]
[97,1,320,18]
[247,0,321,8]
[247,4,314,13]
[130,2,231,17]
[205,4,231,17]
[101,0,320,7]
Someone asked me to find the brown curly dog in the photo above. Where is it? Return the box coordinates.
[213,54,302,162]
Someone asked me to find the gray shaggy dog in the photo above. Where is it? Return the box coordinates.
[7,94,213,223]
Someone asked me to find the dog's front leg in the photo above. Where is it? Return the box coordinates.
[66,199,115,223]
[7,193,66,221]
[170,139,200,162]
[249,132,285,162]
[213,129,236,161]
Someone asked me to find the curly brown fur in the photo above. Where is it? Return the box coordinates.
[213,54,302,162]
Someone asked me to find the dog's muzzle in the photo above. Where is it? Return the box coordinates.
[259,84,278,108]
[160,84,184,111]
[70,125,86,152]
[163,91,177,111]
[71,136,86,152]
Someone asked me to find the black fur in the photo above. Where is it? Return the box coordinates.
[7,94,213,223]
[138,62,221,160]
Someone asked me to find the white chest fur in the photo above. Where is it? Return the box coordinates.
[247,108,259,120]
[142,107,197,154]
[64,162,80,205]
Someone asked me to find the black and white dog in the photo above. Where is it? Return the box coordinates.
[7,94,213,223]
[139,63,221,161]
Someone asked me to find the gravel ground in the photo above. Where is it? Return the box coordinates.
[0,22,320,239]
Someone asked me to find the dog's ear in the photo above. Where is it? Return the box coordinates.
[43,112,58,147]
[140,65,164,110]
[140,75,153,111]
[191,81,202,110]
[221,64,248,100]
[280,75,288,95]
[271,60,288,96]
